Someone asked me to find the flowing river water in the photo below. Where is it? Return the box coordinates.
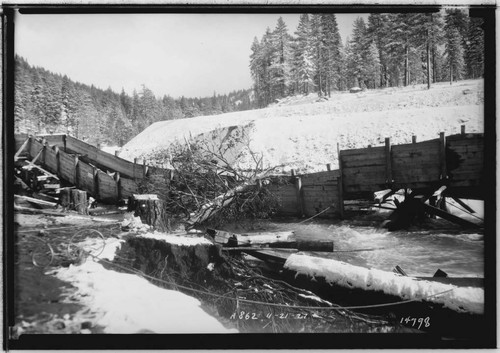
[240,216,484,278]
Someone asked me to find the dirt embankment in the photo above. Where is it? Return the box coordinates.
[120,80,484,174]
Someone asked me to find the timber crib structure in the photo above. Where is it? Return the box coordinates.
[14,125,484,223]
[14,133,169,203]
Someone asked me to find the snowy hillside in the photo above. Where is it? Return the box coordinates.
[120,80,484,173]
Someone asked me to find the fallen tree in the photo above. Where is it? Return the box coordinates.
[138,136,284,230]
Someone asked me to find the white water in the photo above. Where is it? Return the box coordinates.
[256,219,483,278]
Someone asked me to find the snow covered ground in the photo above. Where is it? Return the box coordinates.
[284,254,484,314]
[50,235,237,333]
[120,80,484,173]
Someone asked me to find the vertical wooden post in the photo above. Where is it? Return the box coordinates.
[143,159,148,178]
[55,146,60,175]
[439,132,446,180]
[74,155,80,187]
[336,176,344,219]
[337,142,344,214]
[385,137,392,185]
[461,125,465,136]
[134,157,139,179]
[63,134,67,152]
[115,150,120,157]
[326,163,331,171]
[412,135,417,144]
[27,136,33,159]
[295,176,304,217]
[291,169,295,177]
[41,140,47,166]
[93,166,99,199]
[115,172,122,201]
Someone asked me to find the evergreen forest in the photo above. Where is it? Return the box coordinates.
[14,9,484,147]
[250,10,484,107]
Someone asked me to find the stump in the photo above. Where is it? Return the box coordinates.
[60,188,88,214]
[70,189,88,215]
[128,194,170,231]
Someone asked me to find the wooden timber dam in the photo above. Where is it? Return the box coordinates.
[14,124,484,228]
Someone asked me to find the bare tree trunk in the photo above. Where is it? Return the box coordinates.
[404,45,409,86]
[427,38,432,90]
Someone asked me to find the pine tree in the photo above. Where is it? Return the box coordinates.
[269,17,292,100]
[292,14,315,95]
[445,26,465,83]
[320,14,343,95]
[347,16,369,89]
[466,17,484,79]
[310,14,325,95]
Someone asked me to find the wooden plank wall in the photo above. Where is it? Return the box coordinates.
[43,146,59,174]
[340,146,387,198]
[97,170,119,203]
[78,162,95,195]
[266,170,342,218]
[64,135,143,179]
[391,138,441,189]
[266,183,297,216]
[59,152,76,184]
[447,133,483,187]
[301,170,340,217]
[340,131,484,200]
[15,133,29,152]
[19,136,140,203]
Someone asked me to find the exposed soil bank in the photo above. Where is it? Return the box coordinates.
[115,233,407,333]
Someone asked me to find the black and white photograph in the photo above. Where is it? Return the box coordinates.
[3,3,496,350]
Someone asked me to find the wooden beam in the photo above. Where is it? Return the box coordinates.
[461,125,466,136]
[143,159,148,178]
[385,137,392,185]
[55,146,61,175]
[74,155,80,187]
[337,176,344,219]
[295,176,304,217]
[451,197,476,213]
[14,195,57,208]
[93,166,99,199]
[14,138,30,161]
[421,203,482,228]
[115,172,122,200]
[22,164,60,181]
[412,135,417,144]
[439,132,446,180]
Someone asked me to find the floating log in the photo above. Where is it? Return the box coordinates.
[207,228,295,246]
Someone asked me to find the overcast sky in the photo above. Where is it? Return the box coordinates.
[15,12,366,98]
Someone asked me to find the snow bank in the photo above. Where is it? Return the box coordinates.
[137,231,213,246]
[51,240,236,333]
[120,80,483,173]
[284,254,484,314]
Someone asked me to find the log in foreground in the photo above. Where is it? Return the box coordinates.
[207,228,334,252]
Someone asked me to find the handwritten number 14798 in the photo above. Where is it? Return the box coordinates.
[400,316,430,330]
